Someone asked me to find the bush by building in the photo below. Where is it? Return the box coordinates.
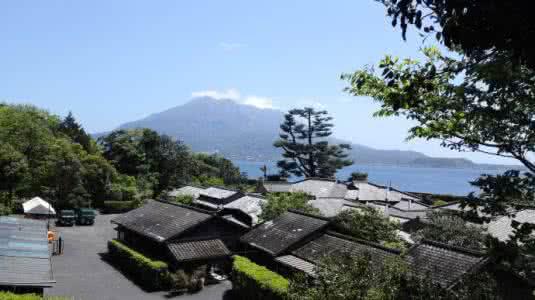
[231,255,289,300]
[0,292,70,300]
[107,239,171,291]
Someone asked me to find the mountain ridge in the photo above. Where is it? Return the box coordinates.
[102,97,518,170]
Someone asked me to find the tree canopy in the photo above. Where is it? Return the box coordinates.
[259,192,320,221]
[274,107,352,178]
[376,0,535,70]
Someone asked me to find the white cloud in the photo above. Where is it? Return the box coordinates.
[219,42,246,51]
[191,89,276,109]
[243,96,275,109]
[191,88,241,100]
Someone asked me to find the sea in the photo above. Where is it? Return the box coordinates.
[233,160,517,196]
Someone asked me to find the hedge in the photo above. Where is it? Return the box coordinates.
[107,239,171,291]
[231,255,289,300]
[0,293,70,300]
[102,201,135,213]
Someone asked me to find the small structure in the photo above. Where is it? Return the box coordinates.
[275,231,401,276]
[111,200,248,268]
[167,185,205,200]
[222,194,266,226]
[22,197,56,218]
[0,217,55,294]
[240,210,329,260]
[195,187,244,209]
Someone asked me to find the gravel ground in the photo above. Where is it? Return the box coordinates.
[45,212,233,300]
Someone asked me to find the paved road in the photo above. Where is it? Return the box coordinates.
[46,213,232,300]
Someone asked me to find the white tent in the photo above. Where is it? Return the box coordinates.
[22,197,56,215]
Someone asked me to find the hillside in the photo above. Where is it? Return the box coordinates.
[113,97,500,169]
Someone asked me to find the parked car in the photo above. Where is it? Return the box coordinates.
[75,208,96,225]
[57,209,75,226]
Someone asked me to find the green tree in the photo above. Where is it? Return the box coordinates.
[58,112,93,153]
[333,207,402,247]
[289,252,409,300]
[0,144,28,202]
[413,211,487,250]
[375,0,535,70]
[259,192,320,221]
[274,108,352,178]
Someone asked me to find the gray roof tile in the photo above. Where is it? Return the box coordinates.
[293,232,400,265]
[111,200,213,242]
[275,255,316,276]
[167,239,230,262]
[0,217,54,287]
[406,240,487,288]
[241,211,329,256]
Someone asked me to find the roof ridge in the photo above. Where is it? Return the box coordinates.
[324,231,402,255]
[287,209,331,221]
[154,199,215,215]
[177,184,206,189]
[203,185,240,192]
[419,239,486,257]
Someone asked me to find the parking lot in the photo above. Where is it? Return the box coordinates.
[46,213,232,300]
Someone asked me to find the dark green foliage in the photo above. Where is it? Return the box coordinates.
[289,252,408,300]
[232,255,289,300]
[343,44,535,282]
[0,292,70,300]
[289,252,500,300]
[173,195,194,206]
[107,239,171,291]
[259,192,320,221]
[376,0,535,70]
[274,107,352,178]
[191,153,246,185]
[333,206,402,247]
[58,111,93,153]
[349,172,368,182]
[0,104,117,209]
[99,128,191,196]
[102,201,135,213]
[413,211,487,250]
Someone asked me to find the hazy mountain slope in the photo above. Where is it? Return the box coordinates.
[115,97,480,168]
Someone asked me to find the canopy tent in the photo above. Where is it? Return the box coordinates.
[22,197,56,215]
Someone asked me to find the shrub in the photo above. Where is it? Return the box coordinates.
[432,200,448,207]
[107,239,170,291]
[173,195,194,205]
[102,201,134,213]
[0,292,70,300]
[0,203,12,215]
[231,255,289,300]
[171,270,191,292]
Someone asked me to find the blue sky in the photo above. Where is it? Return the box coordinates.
[0,0,516,164]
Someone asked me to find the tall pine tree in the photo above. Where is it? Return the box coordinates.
[274,107,352,178]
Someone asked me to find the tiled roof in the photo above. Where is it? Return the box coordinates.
[167,239,230,263]
[199,187,238,200]
[168,186,205,199]
[111,200,213,242]
[406,240,487,289]
[224,194,266,225]
[275,255,316,276]
[344,189,359,200]
[290,178,348,198]
[391,199,429,211]
[352,182,421,202]
[262,182,292,193]
[0,217,54,288]
[292,232,400,265]
[486,209,535,242]
[0,256,55,287]
[309,198,360,217]
[240,210,329,256]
